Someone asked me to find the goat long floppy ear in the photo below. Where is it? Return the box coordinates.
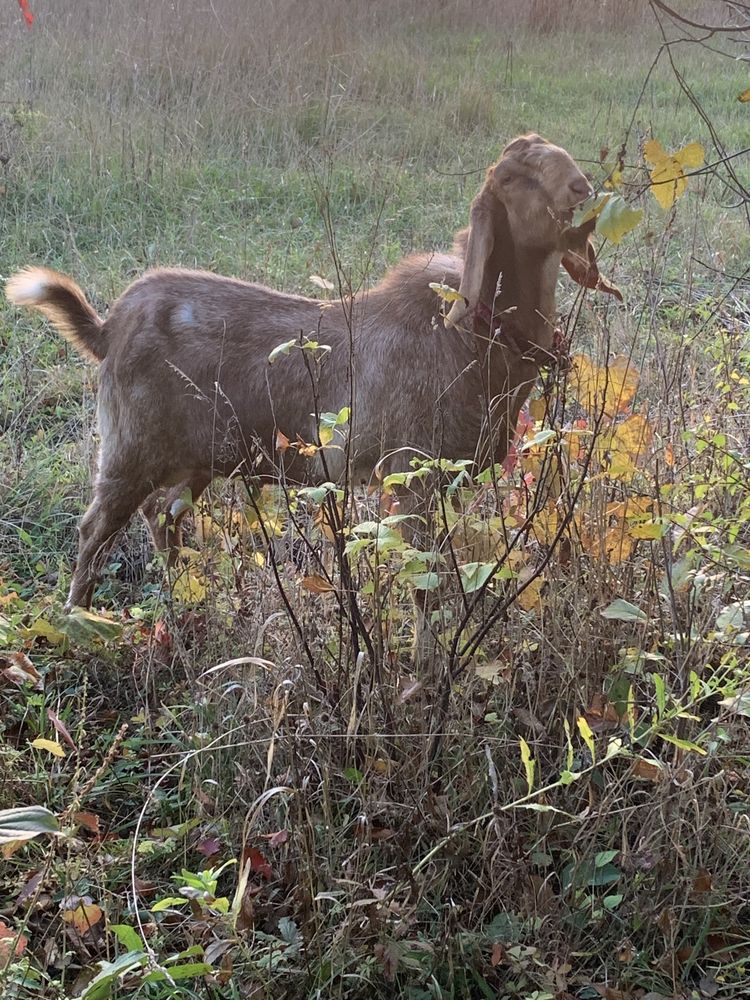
[445,186,501,329]
[561,219,623,301]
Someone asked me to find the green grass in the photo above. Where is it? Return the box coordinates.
[1,2,750,998]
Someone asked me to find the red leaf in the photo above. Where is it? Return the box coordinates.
[17,0,34,27]
[47,709,77,750]
[261,829,289,848]
[502,443,519,476]
[1,652,43,690]
[196,836,222,858]
[242,846,273,880]
[0,920,28,960]
[73,812,101,835]
[152,619,172,649]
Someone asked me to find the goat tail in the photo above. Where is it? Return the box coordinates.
[6,267,106,362]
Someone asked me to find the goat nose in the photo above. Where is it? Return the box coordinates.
[570,176,593,201]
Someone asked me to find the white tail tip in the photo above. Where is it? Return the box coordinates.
[6,267,52,305]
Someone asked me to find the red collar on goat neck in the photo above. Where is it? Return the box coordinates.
[473,300,496,329]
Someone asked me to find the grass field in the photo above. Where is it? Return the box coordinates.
[1,2,750,998]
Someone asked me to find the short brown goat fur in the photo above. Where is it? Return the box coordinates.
[7,134,621,610]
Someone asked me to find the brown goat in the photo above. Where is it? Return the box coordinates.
[6,134,620,611]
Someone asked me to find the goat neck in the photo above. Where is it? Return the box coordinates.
[507,244,561,356]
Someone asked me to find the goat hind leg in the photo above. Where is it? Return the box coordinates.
[66,478,152,611]
[141,475,211,565]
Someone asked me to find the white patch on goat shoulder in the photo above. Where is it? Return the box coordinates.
[6,269,48,304]
[174,302,195,328]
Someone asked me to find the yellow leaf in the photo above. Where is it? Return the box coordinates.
[650,159,687,210]
[571,354,639,419]
[517,575,544,612]
[30,738,66,758]
[530,503,559,545]
[2,840,30,859]
[528,397,547,423]
[428,281,465,303]
[644,139,704,210]
[604,165,623,190]
[598,526,635,565]
[577,716,596,761]
[619,496,653,519]
[739,88,750,103]
[628,520,666,540]
[606,413,654,478]
[519,737,535,792]
[62,900,104,934]
[318,425,334,447]
[643,139,667,166]
[20,618,67,647]
[675,141,705,168]
[171,570,207,604]
[607,356,640,414]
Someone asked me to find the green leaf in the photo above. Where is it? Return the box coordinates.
[719,692,750,718]
[717,601,750,633]
[144,962,213,983]
[60,608,123,644]
[151,897,189,912]
[0,805,60,844]
[659,732,707,755]
[653,672,667,717]
[458,561,496,594]
[318,408,350,446]
[559,769,580,785]
[80,952,148,1000]
[572,191,610,227]
[278,916,303,948]
[110,925,143,952]
[268,339,297,364]
[601,599,648,622]
[723,545,750,571]
[296,482,343,505]
[596,193,643,244]
[561,858,620,892]
[594,849,618,867]
[520,428,556,451]
[404,571,440,591]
